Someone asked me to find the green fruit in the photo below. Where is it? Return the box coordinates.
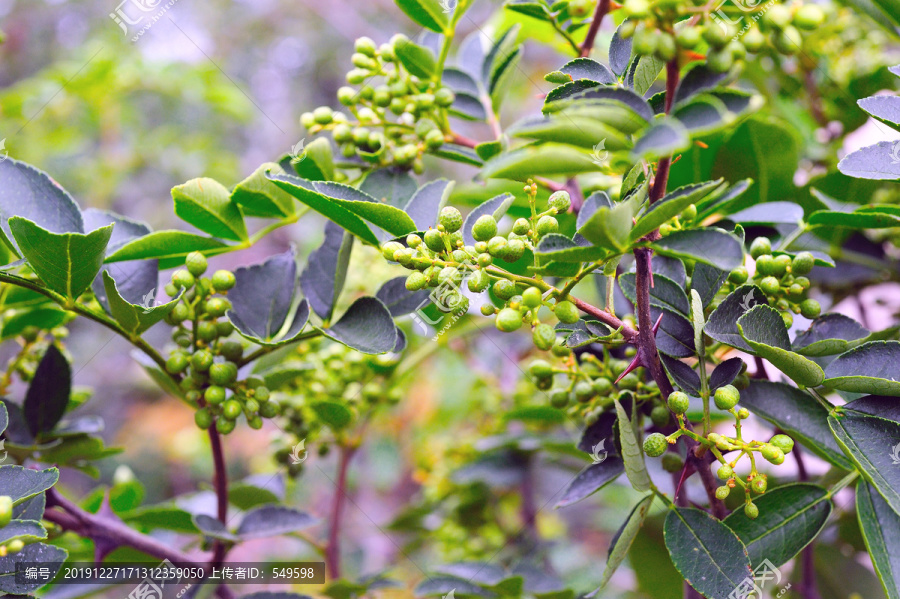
[633,29,657,55]
[472,215,498,242]
[536,215,559,237]
[185,251,208,277]
[424,229,445,252]
[205,386,226,405]
[205,298,230,318]
[551,342,571,357]
[172,269,195,289]
[0,496,12,528]
[643,433,668,457]
[593,377,613,395]
[751,475,768,494]
[715,486,731,500]
[728,266,749,285]
[717,464,734,480]
[406,272,428,291]
[770,434,794,454]
[662,453,684,473]
[793,4,824,29]
[313,106,333,124]
[781,311,794,328]
[791,251,815,275]
[194,408,213,429]
[217,417,236,435]
[223,400,242,420]
[714,384,740,410]
[254,386,270,402]
[555,301,579,324]
[381,242,403,261]
[623,0,650,17]
[764,4,792,28]
[435,87,455,106]
[676,26,702,48]
[6,539,23,554]
[574,381,595,402]
[439,207,463,233]
[759,276,781,296]
[668,391,690,415]
[467,270,490,293]
[220,340,243,362]
[799,299,821,319]
[259,402,279,418]
[761,444,785,465]
[493,279,518,300]
[772,254,792,277]
[707,49,734,73]
[651,405,671,427]
[217,321,235,337]
[772,26,800,54]
[165,352,189,374]
[503,239,526,262]
[656,33,677,61]
[496,308,523,332]
[247,415,263,429]
[529,359,554,380]
[196,321,218,343]
[702,22,731,48]
[211,270,236,292]
[191,350,214,372]
[743,26,766,52]
[549,388,569,408]
[512,218,530,235]
[532,324,556,351]
[749,237,772,259]
[522,287,543,309]
[548,190,571,212]
[209,362,238,386]
[425,129,445,150]
[744,502,759,519]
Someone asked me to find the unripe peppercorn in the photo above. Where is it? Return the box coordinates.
[210,362,238,386]
[472,215,498,241]
[535,215,559,237]
[800,299,821,319]
[760,276,781,296]
[496,308,523,332]
[744,502,759,519]
[643,433,668,457]
[593,377,613,395]
[532,324,556,350]
[715,486,731,500]
[522,287,543,309]
[0,496,12,528]
[6,539,23,554]
[259,402,279,418]
[528,359,554,380]
[662,453,684,473]
[791,251,815,275]
[676,26,702,48]
[172,269,195,289]
[729,266,749,285]
[764,3,792,28]
[512,218,531,235]
[255,386,270,402]
[191,349,214,372]
[781,311,794,328]
[668,391,690,415]
[761,444,785,465]
[197,321,218,343]
[717,464,734,480]
[750,237,772,259]
[487,236,508,257]
[574,381,595,402]
[714,385,741,410]
[503,239,526,263]
[166,352,189,374]
[381,242,403,261]
[493,279,518,300]
[468,270,490,293]
[549,388,569,408]
[194,408,213,429]
[205,298,230,318]
[435,87,455,107]
[223,400,242,420]
[623,0,650,17]
[185,251,208,277]
[217,418,236,435]
[772,254,792,277]
[751,475,768,494]
[793,4,824,29]
[217,321,235,337]
[702,22,731,48]
[439,207,463,233]
[555,301,579,324]
[651,405,671,427]
[211,270,236,292]
[548,191,571,212]
[220,340,243,362]
[205,385,226,405]
[770,434,794,454]
[406,272,428,291]
[424,229,445,252]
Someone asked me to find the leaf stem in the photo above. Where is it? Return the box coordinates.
[208,427,229,568]
[325,443,356,580]
[826,470,859,499]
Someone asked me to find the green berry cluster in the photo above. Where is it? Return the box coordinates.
[742,237,820,327]
[645,385,795,519]
[300,35,456,173]
[0,496,24,556]
[657,203,699,238]
[162,252,277,435]
[620,0,825,72]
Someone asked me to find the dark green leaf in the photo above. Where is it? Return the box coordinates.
[554,458,624,508]
[631,120,690,162]
[724,483,831,568]
[857,481,900,599]
[237,505,317,539]
[0,542,67,594]
[737,305,825,387]
[360,169,418,208]
[609,23,633,76]
[652,228,744,271]
[405,180,453,231]
[172,177,248,241]
[375,277,430,316]
[395,39,437,79]
[673,95,732,135]
[293,137,335,181]
[673,63,729,104]
[560,57,616,84]
[661,355,700,395]
[0,466,59,505]
[690,262,728,307]
[619,273,689,316]
[415,576,495,597]
[0,520,46,545]
[573,87,654,122]
[9,217,112,300]
[631,180,723,241]
[23,345,70,437]
[301,222,353,321]
[590,495,654,594]
[626,54,665,96]
[808,207,900,229]
[12,494,44,521]
[193,514,239,542]
[431,143,484,166]
[705,285,767,351]
[121,505,200,534]
[479,144,599,181]
[859,96,900,130]
[508,114,631,150]
[544,79,600,105]
[317,297,398,354]
[708,357,743,391]
[793,313,871,356]
[615,398,650,492]
[825,341,900,396]
[433,562,506,586]
[577,191,640,252]
[664,507,751,599]
[534,234,608,263]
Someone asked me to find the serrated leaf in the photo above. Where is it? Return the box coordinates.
[578,192,640,252]
[824,341,900,396]
[102,271,181,337]
[317,296,397,354]
[508,114,631,150]
[0,520,47,545]
[630,180,723,241]
[793,313,872,356]
[9,217,112,300]
[652,228,743,271]
[590,495,654,595]
[300,222,353,321]
[626,54,665,96]
[0,466,59,505]
[737,305,825,387]
[570,87,654,122]
[690,262,728,308]
[708,357,743,391]
[23,345,70,437]
[857,481,900,599]
[660,355,700,395]
[859,95,900,130]
[609,23,633,76]
[405,179,454,230]
[619,272,689,316]
[193,514,239,542]
[555,458,624,508]
[361,169,418,208]
[534,234,608,263]
[237,505,317,539]
[838,141,900,180]
[614,398,650,492]
[663,507,751,599]
[232,163,297,218]
[705,285,767,351]
[375,277,430,316]
[724,483,831,568]
[172,177,247,241]
[0,542,67,594]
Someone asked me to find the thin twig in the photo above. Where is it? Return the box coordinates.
[325,444,356,579]
[579,0,611,57]
[208,427,229,567]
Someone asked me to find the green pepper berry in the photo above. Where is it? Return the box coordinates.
[439,206,463,233]
[714,384,740,410]
[668,391,690,415]
[191,349,214,372]
[472,215,498,242]
[592,377,613,395]
[759,276,780,296]
[793,4,824,29]
[196,321,217,343]
[496,308,523,332]
[750,237,772,259]
[512,218,531,236]
[423,229,445,252]
[743,26,766,52]
[763,3,792,28]
[217,321,235,338]
[548,191,571,213]
[551,342,571,357]
[247,415,263,430]
[676,26,702,48]
[633,29,657,55]
[651,405,671,427]
[254,386,270,402]
[205,385,226,405]
[6,539,23,554]
[717,464,734,480]
[487,236,508,257]
[209,362,238,386]
[217,417,236,435]
[528,359,554,380]
[772,254,792,277]
[549,388,569,408]
[0,496,12,528]
[165,352,189,374]
[623,0,650,17]
[656,33,677,61]
[222,399,242,420]
[211,270,236,292]
[751,474,768,494]
[244,398,260,415]
[702,22,731,48]
[662,453,684,473]
[715,486,731,501]
[799,299,821,319]
[503,239,526,263]
[781,311,793,328]
[770,434,794,454]
[535,215,559,237]
[791,251,815,275]
[493,279,518,300]
[381,241,403,261]
[406,272,428,291]
[744,502,759,519]
[643,433,668,457]
[218,340,242,362]
[185,251,208,277]
[170,303,190,324]
[574,381,595,403]
[194,408,213,429]
[172,269,195,289]
[259,402,279,418]
[729,266,749,285]
[555,301,579,324]
[205,298,230,318]
[761,444,785,464]
[532,324,556,351]
[522,287,543,309]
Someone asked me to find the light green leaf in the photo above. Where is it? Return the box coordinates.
[231,163,297,218]
[690,289,704,355]
[737,305,825,387]
[578,191,640,252]
[480,144,600,181]
[0,466,59,505]
[172,177,248,241]
[9,217,112,301]
[630,180,724,241]
[395,39,436,79]
[102,271,182,336]
[631,120,690,162]
[857,481,900,599]
[105,230,231,265]
[590,494,654,594]
[311,401,353,430]
[394,0,449,32]
[614,398,650,492]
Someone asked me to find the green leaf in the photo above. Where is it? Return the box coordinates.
[0,403,6,436]
[236,505,317,539]
[292,136,335,181]
[405,180,454,230]
[859,96,900,130]
[311,401,353,430]
[432,143,484,166]
[121,505,200,534]
[462,193,515,246]
[857,481,900,599]
[300,222,353,321]
[9,217,112,300]
[626,54,665,96]
[664,507,751,599]
[23,344,70,437]
[105,230,230,265]
[619,273,690,316]
[231,162,297,218]
[394,0,448,32]
[102,271,181,337]
[631,120,690,162]
[690,289,704,355]
[577,191,640,252]
[132,351,183,400]
[361,169,418,208]
[534,234,609,263]
[508,115,631,150]
[793,313,872,356]
[228,480,282,511]
[609,22,633,76]
[630,180,724,241]
[317,297,398,354]
[479,144,599,181]
[567,87,655,122]
[0,466,59,505]
[193,514,239,542]
[673,95,733,136]
[690,262,728,307]
[673,63,729,104]
[808,207,900,229]
[661,355,700,395]
[739,380,852,469]
[614,398,650,492]
[415,576,494,597]
[590,494,654,594]
[737,305,825,387]
[555,458,624,508]
[838,141,900,179]
[375,277,430,316]
[724,483,832,568]
[172,177,248,241]
[705,285,768,352]
[0,542,67,594]
[824,341,900,396]
[395,39,437,79]
[0,520,46,546]
[829,396,900,516]
[652,228,744,271]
